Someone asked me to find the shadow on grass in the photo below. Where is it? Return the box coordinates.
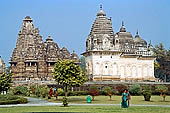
[158,100,170,102]
[141,100,154,102]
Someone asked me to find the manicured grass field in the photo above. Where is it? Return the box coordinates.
[49,95,170,105]
[0,106,170,113]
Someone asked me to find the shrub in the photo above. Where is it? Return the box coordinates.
[29,85,36,95]
[12,86,28,96]
[103,86,113,100]
[0,94,28,105]
[40,86,49,98]
[156,85,168,101]
[142,85,152,101]
[57,88,64,96]
[129,84,141,96]
[0,94,19,101]
[89,86,99,100]
[62,96,68,107]
[18,97,28,103]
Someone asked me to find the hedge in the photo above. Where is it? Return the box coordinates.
[0,94,28,105]
[0,97,27,105]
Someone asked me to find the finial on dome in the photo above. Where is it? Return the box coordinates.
[135,29,140,38]
[46,35,53,41]
[120,21,126,32]
[122,21,124,26]
[136,29,139,35]
[100,4,102,10]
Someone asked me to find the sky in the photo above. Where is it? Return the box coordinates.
[0,0,170,66]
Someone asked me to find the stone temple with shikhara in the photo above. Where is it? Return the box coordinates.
[10,16,79,85]
[82,5,155,81]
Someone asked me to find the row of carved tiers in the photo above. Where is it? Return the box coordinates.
[10,16,79,82]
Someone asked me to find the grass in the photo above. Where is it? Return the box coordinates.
[48,95,170,105]
[1,95,170,113]
[0,106,170,113]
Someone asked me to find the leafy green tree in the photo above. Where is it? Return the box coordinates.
[53,60,87,106]
[142,85,152,101]
[103,86,113,100]
[156,85,168,101]
[153,43,170,82]
[0,72,12,94]
[129,84,141,95]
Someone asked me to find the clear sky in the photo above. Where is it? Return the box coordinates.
[0,0,170,65]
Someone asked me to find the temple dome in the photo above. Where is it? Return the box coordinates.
[134,30,147,45]
[70,51,79,60]
[23,16,33,22]
[97,9,106,16]
[46,35,53,42]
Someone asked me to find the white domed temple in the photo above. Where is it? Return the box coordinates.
[82,5,155,81]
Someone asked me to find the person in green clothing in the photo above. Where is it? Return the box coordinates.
[121,89,128,108]
[87,95,92,103]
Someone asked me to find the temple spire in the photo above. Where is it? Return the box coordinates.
[122,21,124,26]
[97,4,106,16]
[120,21,126,32]
[100,4,102,10]
[136,29,139,35]
[135,29,140,37]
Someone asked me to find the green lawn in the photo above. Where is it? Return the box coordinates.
[49,95,170,105]
[0,106,170,113]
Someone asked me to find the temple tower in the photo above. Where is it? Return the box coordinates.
[82,5,155,81]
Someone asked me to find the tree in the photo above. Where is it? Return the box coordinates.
[153,43,170,82]
[142,85,152,101]
[89,86,99,100]
[129,84,141,96]
[156,85,168,101]
[53,60,87,106]
[103,86,113,100]
[0,72,12,94]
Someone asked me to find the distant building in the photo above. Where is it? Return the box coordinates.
[82,5,155,81]
[0,56,6,74]
[10,16,79,85]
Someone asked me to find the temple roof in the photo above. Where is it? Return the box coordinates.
[89,5,114,37]
[116,22,133,40]
[134,30,147,45]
